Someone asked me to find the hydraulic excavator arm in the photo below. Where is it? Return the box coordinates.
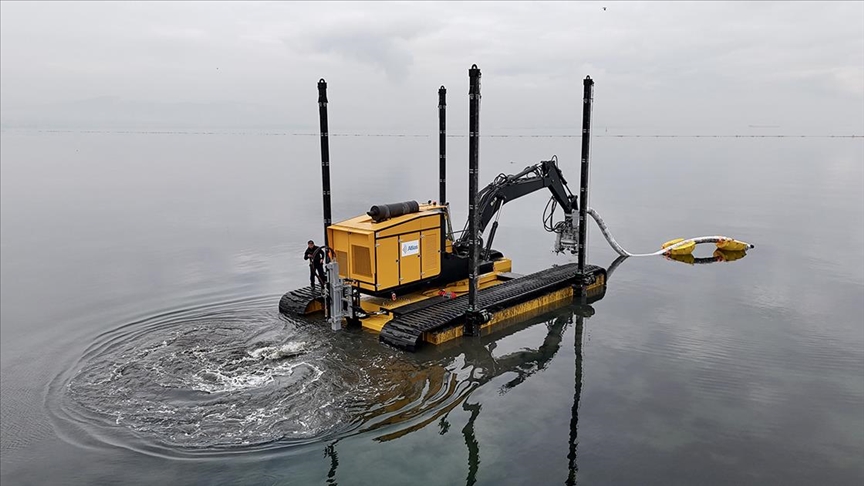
[454,157,581,257]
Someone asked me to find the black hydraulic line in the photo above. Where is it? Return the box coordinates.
[439,86,447,205]
[318,79,332,249]
[577,76,594,275]
[466,64,482,335]
[483,198,503,258]
[484,221,499,259]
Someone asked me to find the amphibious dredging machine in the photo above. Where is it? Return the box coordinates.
[279,65,607,351]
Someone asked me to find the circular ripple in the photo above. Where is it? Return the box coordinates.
[47,296,470,457]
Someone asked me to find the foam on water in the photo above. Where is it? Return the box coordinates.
[46,299,351,453]
[46,297,469,457]
[247,342,308,361]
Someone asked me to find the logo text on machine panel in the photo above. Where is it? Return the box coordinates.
[401,240,420,257]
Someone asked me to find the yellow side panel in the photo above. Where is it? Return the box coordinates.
[421,229,440,278]
[349,232,374,283]
[330,229,351,278]
[377,215,439,238]
[398,232,421,284]
[376,236,399,290]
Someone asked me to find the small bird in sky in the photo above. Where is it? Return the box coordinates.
[603,6,607,11]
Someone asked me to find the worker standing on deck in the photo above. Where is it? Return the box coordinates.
[304,240,326,289]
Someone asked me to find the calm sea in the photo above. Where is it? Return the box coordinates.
[1,129,862,485]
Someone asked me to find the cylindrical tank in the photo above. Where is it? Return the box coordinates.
[367,200,421,222]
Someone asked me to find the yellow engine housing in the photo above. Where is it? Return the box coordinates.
[327,203,449,293]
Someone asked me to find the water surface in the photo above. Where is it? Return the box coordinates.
[1,129,862,485]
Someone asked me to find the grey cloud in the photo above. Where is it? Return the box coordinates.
[1,1,861,132]
[283,8,444,83]
[311,30,415,82]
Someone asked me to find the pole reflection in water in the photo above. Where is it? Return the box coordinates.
[566,313,583,486]
[462,400,482,486]
[324,443,338,485]
[320,300,598,485]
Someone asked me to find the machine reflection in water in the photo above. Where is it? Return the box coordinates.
[323,302,592,485]
[320,250,749,485]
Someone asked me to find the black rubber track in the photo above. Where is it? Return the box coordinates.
[390,295,451,317]
[379,263,604,351]
[278,287,325,316]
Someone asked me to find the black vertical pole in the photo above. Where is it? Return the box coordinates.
[438,86,447,205]
[318,79,332,249]
[577,76,593,275]
[465,65,482,335]
[571,84,594,478]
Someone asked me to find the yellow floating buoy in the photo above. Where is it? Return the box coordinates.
[715,238,751,252]
[662,238,696,255]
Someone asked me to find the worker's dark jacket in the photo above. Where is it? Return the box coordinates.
[304,246,324,267]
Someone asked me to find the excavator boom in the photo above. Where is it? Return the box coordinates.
[454,157,580,256]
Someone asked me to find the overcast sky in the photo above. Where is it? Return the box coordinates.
[1,1,862,132]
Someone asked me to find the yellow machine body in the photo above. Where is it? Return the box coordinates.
[327,203,448,293]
